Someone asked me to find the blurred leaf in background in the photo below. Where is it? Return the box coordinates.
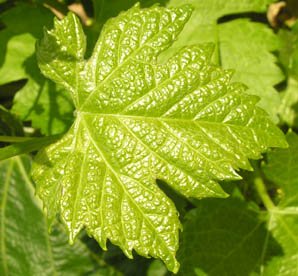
[177,186,276,276]
[278,21,298,127]
[0,155,95,275]
[260,131,298,275]
[0,2,74,135]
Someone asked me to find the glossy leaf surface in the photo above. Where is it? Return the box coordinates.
[32,5,287,272]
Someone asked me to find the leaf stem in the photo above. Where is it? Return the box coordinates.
[43,0,68,18]
[254,166,275,211]
[0,136,33,143]
[0,134,63,161]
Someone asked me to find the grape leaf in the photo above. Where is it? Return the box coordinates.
[88,0,168,57]
[32,5,287,272]
[181,132,298,276]
[92,0,167,24]
[0,155,95,276]
[260,131,298,275]
[177,194,272,276]
[163,0,282,122]
[0,2,74,135]
[179,131,298,276]
[261,207,298,276]
[0,2,46,84]
[11,61,74,135]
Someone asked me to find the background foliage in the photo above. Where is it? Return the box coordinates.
[0,0,298,275]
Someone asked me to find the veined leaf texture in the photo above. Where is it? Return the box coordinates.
[32,4,287,272]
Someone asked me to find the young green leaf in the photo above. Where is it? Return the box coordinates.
[0,156,95,276]
[32,5,287,272]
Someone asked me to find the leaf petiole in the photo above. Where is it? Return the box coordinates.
[0,134,63,161]
[254,166,275,211]
[0,136,34,143]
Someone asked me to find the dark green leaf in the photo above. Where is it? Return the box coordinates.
[147,259,167,276]
[260,132,298,275]
[177,196,271,276]
[263,131,298,207]
[0,155,94,275]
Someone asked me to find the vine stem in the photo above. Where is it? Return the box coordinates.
[0,136,33,143]
[254,166,275,211]
[0,134,63,161]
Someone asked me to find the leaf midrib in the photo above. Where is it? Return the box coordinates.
[77,112,262,179]
[77,112,251,127]
[78,112,246,180]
